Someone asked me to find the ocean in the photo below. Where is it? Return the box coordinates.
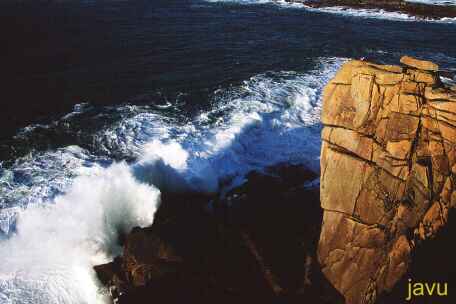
[0,0,455,303]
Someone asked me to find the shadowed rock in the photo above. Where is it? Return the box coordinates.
[94,165,343,303]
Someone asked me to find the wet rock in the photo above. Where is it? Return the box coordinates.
[95,165,343,304]
[121,227,183,287]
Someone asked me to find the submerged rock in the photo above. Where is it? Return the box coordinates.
[319,56,456,303]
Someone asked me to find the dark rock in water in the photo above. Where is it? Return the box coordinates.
[121,227,183,287]
[288,0,456,19]
[94,164,343,304]
[94,257,123,287]
[94,257,127,300]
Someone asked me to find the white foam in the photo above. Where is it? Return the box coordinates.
[0,56,345,303]
[303,5,416,21]
[204,0,456,23]
[95,111,173,158]
[406,0,456,5]
[303,4,456,23]
[132,140,217,193]
[96,58,345,193]
[0,158,160,303]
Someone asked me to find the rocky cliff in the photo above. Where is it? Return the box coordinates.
[319,56,456,303]
[95,56,456,304]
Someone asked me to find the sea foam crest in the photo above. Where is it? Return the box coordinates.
[0,160,159,304]
[96,57,345,192]
[0,56,345,303]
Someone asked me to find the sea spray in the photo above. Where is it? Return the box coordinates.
[0,163,159,304]
[0,57,346,303]
[133,140,219,193]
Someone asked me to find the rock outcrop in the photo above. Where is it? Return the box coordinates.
[288,0,456,19]
[95,166,344,303]
[319,56,456,303]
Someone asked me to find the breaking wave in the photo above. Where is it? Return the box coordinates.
[0,160,159,304]
[0,56,345,303]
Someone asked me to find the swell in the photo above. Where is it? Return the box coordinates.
[0,57,345,303]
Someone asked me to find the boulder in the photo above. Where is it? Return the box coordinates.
[400,55,439,72]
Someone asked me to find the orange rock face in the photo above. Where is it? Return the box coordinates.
[318,56,456,304]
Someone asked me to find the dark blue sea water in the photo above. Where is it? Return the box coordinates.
[0,1,455,303]
[1,0,455,147]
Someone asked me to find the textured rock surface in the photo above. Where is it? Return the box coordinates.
[95,166,344,303]
[319,56,456,304]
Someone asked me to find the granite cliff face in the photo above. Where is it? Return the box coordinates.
[319,56,456,303]
[95,56,456,304]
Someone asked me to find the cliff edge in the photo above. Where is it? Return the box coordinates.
[319,56,456,303]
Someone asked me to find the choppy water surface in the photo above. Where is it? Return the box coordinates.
[0,0,455,303]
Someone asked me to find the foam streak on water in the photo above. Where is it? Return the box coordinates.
[0,57,345,303]
[406,0,456,5]
[97,57,346,191]
[205,0,456,23]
